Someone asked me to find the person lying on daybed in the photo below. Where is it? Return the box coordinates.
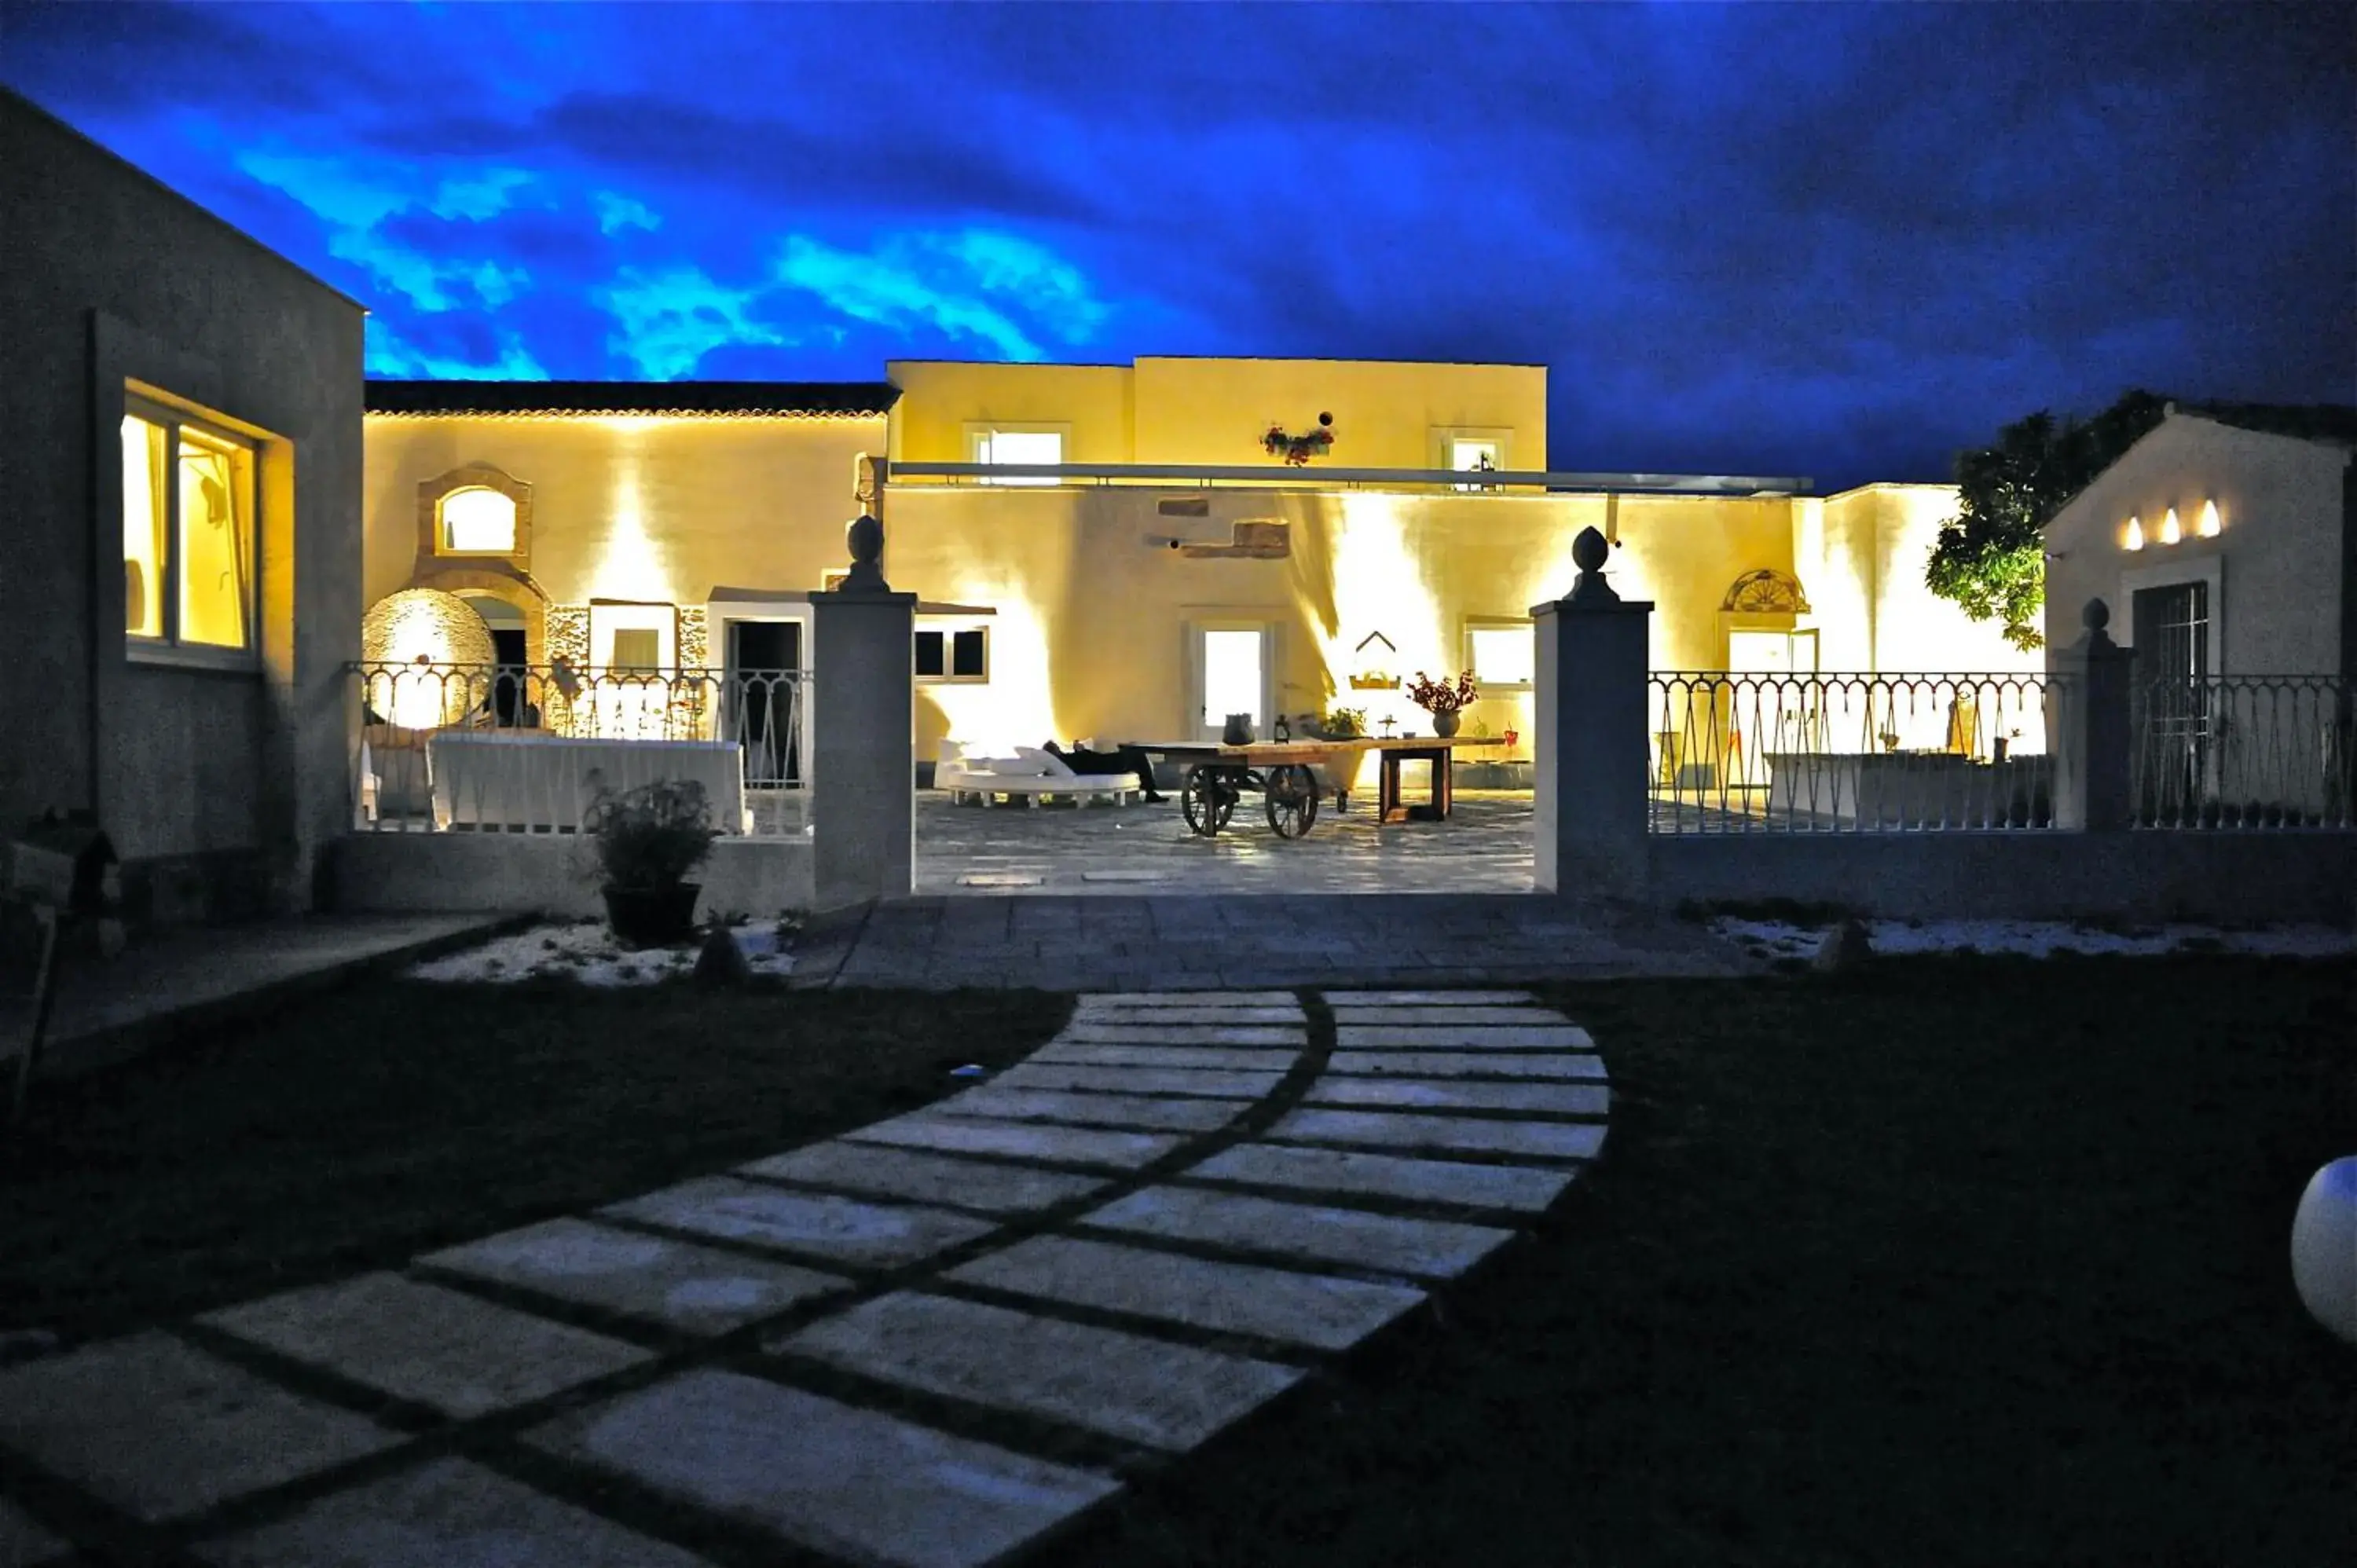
[1046,739,1168,803]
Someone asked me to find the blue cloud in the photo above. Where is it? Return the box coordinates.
[599,266,794,379]
[594,190,661,235]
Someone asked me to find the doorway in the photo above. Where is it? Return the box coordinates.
[1193,625,1271,742]
[2132,581,2211,812]
[457,593,530,726]
[724,618,804,786]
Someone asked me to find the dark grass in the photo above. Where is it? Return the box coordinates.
[0,979,1069,1341]
[1039,956,2357,1568]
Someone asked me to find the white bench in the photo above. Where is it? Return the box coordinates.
[935,742,1141,806]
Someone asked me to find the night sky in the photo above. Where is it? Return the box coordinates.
[5,1,2350,489]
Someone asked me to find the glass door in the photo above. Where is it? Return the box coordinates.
[1196,626,1268,742]
[724,619,803,786]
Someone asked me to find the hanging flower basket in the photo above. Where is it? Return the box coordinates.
[1263,412,1336,466]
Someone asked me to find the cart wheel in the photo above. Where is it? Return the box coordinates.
[1265,764,1320,838]
[1181,765,1236,837]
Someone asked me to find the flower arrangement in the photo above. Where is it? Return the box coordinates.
[1317,706,1368,739]
[1263,412,1336,465]
[1402,670,1479,715]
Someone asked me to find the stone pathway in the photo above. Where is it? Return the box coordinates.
[0,990,1610,1568]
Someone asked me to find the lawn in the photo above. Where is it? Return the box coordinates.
[1038,955,2357,1568]
[0,979,1069,1341]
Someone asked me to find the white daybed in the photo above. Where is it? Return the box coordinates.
[935,741,1142,806]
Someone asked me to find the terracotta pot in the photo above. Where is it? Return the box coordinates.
[603,882,701,948]
[1431,710,1462,738]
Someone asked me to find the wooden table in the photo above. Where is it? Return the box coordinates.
[1131,736,1508,837]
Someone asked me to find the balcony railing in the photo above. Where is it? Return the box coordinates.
[2131,676,2354,829]
[1648,672,2062,833]
[347,661,808,837]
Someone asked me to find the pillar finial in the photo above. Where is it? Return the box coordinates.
[1566,526,1619,606]
[837,513,889,593]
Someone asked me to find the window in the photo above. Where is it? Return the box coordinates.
[441,486,518,553]
[123,399,257,656]
[970,427,1065,485]
[915,625,989,683]
[1464,620,1534,687]
[1435,428,1511,491]
[608,628,662,670]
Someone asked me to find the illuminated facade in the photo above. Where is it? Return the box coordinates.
[359,357,2039,780]
[2042,403,2357,679]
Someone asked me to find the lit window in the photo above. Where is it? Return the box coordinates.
[973,428,1063,485]
[915,625,990,683]
[441,486,519,553]
[609,628,662,669]
[122,400,255,655]
[1465,621,1534,687]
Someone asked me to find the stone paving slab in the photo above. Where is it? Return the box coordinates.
[0,1495,70,1565]
[416,1218,851,1336]
[191,1456,712,1568]
[1080,990,1299,1006]
[200,1273,652,1420]
[526,1369,1120,1568]
[1180,1142,1578,1214]
[1054,1024,1307,1047]
[1269,1108,1608,1163]
[1336,1023,1598,1050]
[1329,1006,1568,1025]
[1304,1076,1611,1117]
[935,1086,1247,1134]
[0,1332,401,1521]
[600,1179,996,1269]
[773,1291,1301,1452]
[1031,1043,1301,1071]
[987,1063,1285,1099]
[1076,1187,1515,1280]
[845,1112,1186,1170]
[1327,1050,1608,1079]
[1325,990,1534,1005]
[1068,1005,1304,1024]
[739,1141,1112,1215]
[948,1235,1428,1353]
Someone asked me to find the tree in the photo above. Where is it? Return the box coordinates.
[1926,390,2171,650]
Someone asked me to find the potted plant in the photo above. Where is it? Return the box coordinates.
[1315,706,1367,740]
[585,779,716,947]
[1402,670,1479,738]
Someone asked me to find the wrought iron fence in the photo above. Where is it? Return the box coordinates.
[347,661,808,836]
[2131,676,2354,829]
[1647,672,2061,833]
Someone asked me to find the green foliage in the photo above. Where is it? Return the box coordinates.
[1926,390,2170,650]
[585,779,716,889]
[1318,706,1368,738]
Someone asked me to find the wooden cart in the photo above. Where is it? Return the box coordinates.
[1134,737,1508,838]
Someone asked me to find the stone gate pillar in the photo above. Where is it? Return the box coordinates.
[810,514,915,909]
[1533,526,1655,895]
[2049,598,2135,832]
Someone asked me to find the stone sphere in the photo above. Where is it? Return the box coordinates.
[2083,598,2111,633]
[2291,1156,2357,1344]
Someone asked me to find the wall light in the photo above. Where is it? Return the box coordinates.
[2159,507,2182,545]
[2124,515,2144,551]
[2197,498,2221,537]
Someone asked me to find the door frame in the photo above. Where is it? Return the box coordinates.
[1186,618,1279,742]
[706,598,814,786]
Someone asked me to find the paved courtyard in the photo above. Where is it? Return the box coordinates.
[801,890,1754,991]
[1,990,1608,1568]
[915,788,1536,895]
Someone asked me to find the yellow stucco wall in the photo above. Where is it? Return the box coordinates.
[363,415,884,613]
[885,355,1547,471]
[884,361,1134,464]
[2044,415,2350,675]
